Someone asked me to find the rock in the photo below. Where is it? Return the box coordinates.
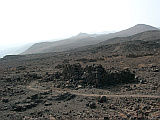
[153,69,159,72]
[86,103,89,107]
[35,99,43,103]
[56,92,76,101]
[30,94,39,100]
[63,112,68,115]
[45,102,52,106]
[77,85,83,89]
[25,102,37,109]
[47,96,54,101]
[135,75,140,80]
[56,84,61,88]
[134,105,140,111]
[24,99,32,103]
[143,105,151,110]
[12,100,38,112]
[28,73,38,79]
[79,80,85,84]
[58,63,136,88]
[12,105,26,112]
[104,116,110,120]
[35,117,50,120]
[98,96,107,103]
[40,90,52,95]
[127,113,131,118]
[151,86,157,90]
[109,104,116,110]
[1,98,9,103]
[75,85,83,90]
[89,102,96,109]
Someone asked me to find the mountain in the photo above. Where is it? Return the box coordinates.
[72,32,101,37]
[73,32,90,38]
[96,24,158,40]
[21,24,159,55]
[99,30,160,45]
[3,29,160,61]
[114,24,158,36]
[21,33,95,54]
[73,30,160,53]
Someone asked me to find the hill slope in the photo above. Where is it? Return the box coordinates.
[0,43,33,58]
[21,24,159,55]
[71,30,160,54]
[100,30,160,45]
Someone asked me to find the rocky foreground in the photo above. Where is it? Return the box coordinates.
[0,39,160,120]
[0,61,159,120]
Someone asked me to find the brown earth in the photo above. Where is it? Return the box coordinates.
[0,39,160,120]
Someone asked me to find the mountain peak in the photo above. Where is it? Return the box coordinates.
[75,32,89,38]
[133,24,158,29]
[114,24,159,37]
[135,24,148,26]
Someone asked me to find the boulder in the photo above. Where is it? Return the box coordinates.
[89,102,96,109]
[30,94,39,100]
[98,96,107,103]
[1,98,9,103]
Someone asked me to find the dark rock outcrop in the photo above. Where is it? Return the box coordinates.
[61,64,135,87]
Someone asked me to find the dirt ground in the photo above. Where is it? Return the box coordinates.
[0,47,160,120]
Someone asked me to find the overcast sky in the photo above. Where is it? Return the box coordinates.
[0,0,160,50]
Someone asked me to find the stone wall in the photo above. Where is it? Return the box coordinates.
[60,64,135,87]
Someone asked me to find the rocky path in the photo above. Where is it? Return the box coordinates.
[26,82,50,92]
[27,81,160,98]
[70,91,160,98]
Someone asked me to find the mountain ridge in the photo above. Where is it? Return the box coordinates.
[21,24,159,55]
[72,30,160,53]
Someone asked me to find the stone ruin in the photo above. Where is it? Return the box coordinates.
[58,63,135,87]
[62,63,83,81]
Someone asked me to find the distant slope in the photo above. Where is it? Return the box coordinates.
[72,32,90,38]
[0,43,33,58]
[72,30,160,53]
[106,24,158,37]
[99,30,160,45]
[22,24,159,55]
[94,24,158,41]
[3,30,160,61]
[76,40,160,56]
[21,36,94,54]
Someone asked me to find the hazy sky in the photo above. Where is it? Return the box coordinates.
[0,0,160,50]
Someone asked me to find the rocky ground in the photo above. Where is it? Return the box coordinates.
[0,40,160,120]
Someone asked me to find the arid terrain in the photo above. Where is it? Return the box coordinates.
[0,31,160,120]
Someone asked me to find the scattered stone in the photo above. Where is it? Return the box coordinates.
[24,99,32,103]
[30,94,40,100]
[77,85,83,89]
[56,92,76,101]
[109,104,116,110]
[98,96,107,103]
[12,105,26,112]
[153,69,159,72]
[63,112,68,115]
[104,116,109,120]
[89,102,96,109]
[45,102,52,106]
[1,98,9,103]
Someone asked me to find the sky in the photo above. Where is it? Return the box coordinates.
[0,0,160,50]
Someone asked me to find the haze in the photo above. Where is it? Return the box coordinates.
[0,0,160,51]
